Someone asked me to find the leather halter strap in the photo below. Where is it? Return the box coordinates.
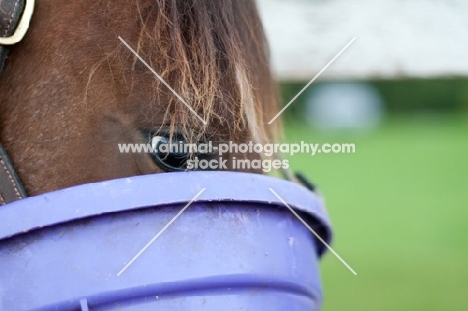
[0,144,26,204]
[0,0,34,70]
[0,0,34,204]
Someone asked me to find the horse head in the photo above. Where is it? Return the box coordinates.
[0,0,279,196]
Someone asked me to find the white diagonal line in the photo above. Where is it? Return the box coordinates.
[118,36,207,125]
[269,188,357,276]
[268,37,356,124]
[117,188,206,276]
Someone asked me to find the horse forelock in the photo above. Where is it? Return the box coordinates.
[93,0,280,144]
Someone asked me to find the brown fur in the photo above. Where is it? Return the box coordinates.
[0,0,279,196]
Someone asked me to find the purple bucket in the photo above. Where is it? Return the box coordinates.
[0,171,332,310]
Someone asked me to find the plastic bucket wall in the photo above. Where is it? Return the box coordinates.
[0,171,332,311]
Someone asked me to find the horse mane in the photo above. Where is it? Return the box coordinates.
[98,0,280,145]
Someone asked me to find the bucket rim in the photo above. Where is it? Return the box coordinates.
[0,171,332,255]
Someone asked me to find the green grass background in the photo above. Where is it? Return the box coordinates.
[283,115,468,311]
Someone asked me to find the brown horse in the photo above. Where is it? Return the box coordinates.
[0,0,279,197]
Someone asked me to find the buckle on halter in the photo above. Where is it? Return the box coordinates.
[0,0,35,45]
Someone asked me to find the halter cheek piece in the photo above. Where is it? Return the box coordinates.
[0,0,34,205]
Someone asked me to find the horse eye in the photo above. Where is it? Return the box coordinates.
[148,132,191,172]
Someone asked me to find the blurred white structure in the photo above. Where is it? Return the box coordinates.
[257,0,468,80]
[306,83,383,129]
